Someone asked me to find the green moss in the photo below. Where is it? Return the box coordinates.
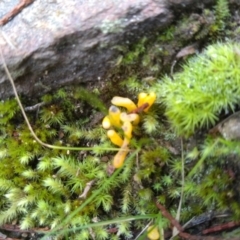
[151,42,240,226]
[3,40,240,239]
[0,85,168,238]
[156,42,240,136]
[0,0,239,237]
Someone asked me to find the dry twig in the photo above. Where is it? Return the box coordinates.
[78,180,95,199]
[155,201,240,240]
[0,0,35,26]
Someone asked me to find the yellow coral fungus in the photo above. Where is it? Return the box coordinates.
[113,140,129,168]
[120,112,140,125]
[108,105,121,127]
[107,130,123,147]
[113,147,129,168]
[131,113,140,125]
[102,116,111,129]
[147,226,160,240]
[122,121,133,140]
[111,96,137,112]
[137,92,148,107]
[103,92,156,169]
[143,92,156,112]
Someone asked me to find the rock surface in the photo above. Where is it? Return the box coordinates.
[0,0,213,99]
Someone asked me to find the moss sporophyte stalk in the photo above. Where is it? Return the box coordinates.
[102,93,156,168]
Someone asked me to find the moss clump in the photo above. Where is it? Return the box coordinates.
[155,42,240,136]
[152,42,240,227]
[0,84,173,239]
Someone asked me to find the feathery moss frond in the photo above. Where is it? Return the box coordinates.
[119,76,145,94]
[0,99,18,124]
[142,112,159,134]
[0,179,15,191]
[19,152,34,165]
[43,177,69,195]
[20,216,35,230]
[21,169,39,180]
[37,156,53,171]
[74,87,107,114]
[94,193,113,212]
[40,107,65,125]
[52,155,78,177]
[121,184,132,213]
[215,0,230,30]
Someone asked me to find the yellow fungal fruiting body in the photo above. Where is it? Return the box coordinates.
[111,96,137,112]
[147,226,160,240]
[108,105,122,128]
[130,113,140,125]
[143,92,156,112]
[107,130,123,147]
[137,92,148,107]
[122,121,133,140]
[120,112,140,125]
[102,92,156,168]
[102,116,111,129]
[113,146,129,168]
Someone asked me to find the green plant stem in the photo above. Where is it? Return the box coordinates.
[171,138,184,239]
[40,214,157,238]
